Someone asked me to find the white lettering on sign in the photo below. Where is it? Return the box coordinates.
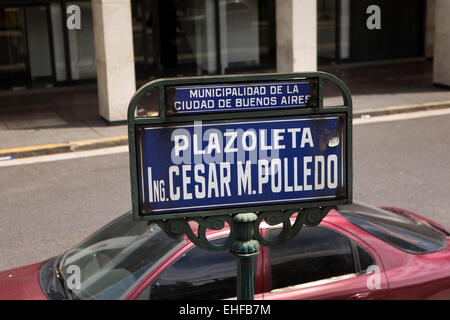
[173,84,311,112]
[146,121,342,204]
[148,155,339,202]
[172,127,314,158]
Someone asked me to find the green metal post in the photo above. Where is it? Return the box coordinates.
[236,255,256,300]
[230,213,260,300]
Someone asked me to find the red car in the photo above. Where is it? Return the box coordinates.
[0,201,449,300]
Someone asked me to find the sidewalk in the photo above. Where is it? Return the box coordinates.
[0,59,449,159]
[0,84,128,159]
[320,59,450,111]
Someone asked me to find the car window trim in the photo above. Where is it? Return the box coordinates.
[351,241,362,274]
[268,273,358,294]
[354,243,376,275]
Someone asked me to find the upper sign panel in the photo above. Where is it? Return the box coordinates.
[166,80,318,114]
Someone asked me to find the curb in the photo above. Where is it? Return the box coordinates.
[0,135,128,160]
[1,101,450,160]
[353,100,450,118]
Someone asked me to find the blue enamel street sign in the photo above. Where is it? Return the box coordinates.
[136,115,345,214]
[165,80,317,114]
[128,73,352,220]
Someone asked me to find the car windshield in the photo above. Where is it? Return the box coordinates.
[338,202,446,254]
[59,212,184,300]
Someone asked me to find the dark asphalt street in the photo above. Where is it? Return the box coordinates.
[0,112,449,271]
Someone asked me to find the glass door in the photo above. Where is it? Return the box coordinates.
[25,5,54,87]
[317,0,337,65]
[0,7,28,90]
[219,0,261,74]
[0,5,55,90]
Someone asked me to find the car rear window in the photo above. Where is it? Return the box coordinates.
[338,203,447,254]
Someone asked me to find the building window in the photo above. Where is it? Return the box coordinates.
[0,7,29,89]
[131,0,276,80]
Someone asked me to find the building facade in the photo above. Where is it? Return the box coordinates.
[0,0,448,121]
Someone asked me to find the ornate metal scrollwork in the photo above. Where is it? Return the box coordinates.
[155,215,235,252]
[253,206,333,247]
[155,206,335,252]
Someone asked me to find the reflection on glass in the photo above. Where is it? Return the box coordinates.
[257,0,276,70]
[176,0,217,75]
[339,0,350,60]
[219,0,260,74]
[317,0,336,65]
[26,6,53,86]
[167,0,218,76]
[135,86,159,117]
[133,0,155,78]
[131,0,275,78]
[60,212,183,300]
[50,3,67,81]
[67,1,96,80]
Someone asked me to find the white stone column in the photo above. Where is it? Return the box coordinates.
[276,0,317,73]
[433,0,450,86]
[92,0,136,122]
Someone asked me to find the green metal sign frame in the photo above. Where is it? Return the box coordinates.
[127,71,353,300]
[128,72,353,221]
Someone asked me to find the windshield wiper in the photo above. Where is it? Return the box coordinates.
[48,255,74,300]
